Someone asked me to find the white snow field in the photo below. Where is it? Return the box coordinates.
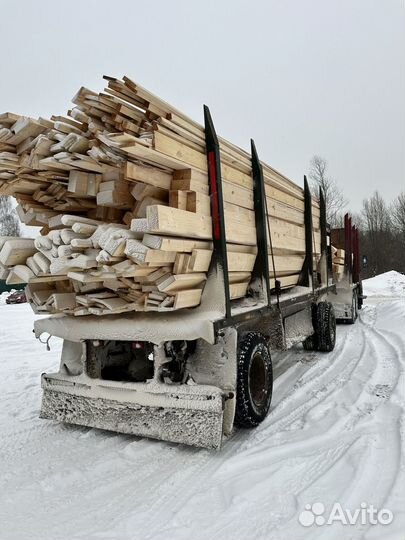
[0,272,404,540]
[363,270,405,298]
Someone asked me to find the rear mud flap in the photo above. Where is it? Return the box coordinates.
[40,386,225,450]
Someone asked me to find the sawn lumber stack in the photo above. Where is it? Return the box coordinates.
[0,75,321,316]
[332,247,345,281]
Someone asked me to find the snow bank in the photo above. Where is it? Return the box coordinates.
[363,270,405,297]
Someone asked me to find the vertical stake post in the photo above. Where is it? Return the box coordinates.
[344,213,350,274]
[301,175,314,287]
[251,139,271,305]
[203,105,231,318]
[319,186,329,284]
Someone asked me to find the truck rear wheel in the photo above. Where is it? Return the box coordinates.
[303,335,316,351]
[357,283,364,310]
[235,332,273,428]
[315,302,336,352]
[347,290,358,324]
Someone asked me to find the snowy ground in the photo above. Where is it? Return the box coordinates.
[0,272,404,540]
[362,270,405,298]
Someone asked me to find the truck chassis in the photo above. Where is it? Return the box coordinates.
[35,107,361,449]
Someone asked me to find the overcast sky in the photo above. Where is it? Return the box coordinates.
[0,0,404,211]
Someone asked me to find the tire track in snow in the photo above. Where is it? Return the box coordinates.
[305,315,403,540]
[237,322,370,451]
[99,304,398,540]
[154,303,403,540]
[127,308,382,540]
[134,322,368,538]
[227,306,399,470]
[1,300,403,540]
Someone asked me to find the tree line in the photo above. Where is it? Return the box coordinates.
[309,155,404,279]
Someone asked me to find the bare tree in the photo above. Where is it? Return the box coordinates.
[391,192,405,271]
[360,191,395,276]
[309,155,347,227]
[0,196,21,237]
[392,192,405,234]
[362,191,391,233]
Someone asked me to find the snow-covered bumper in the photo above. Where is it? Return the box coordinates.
[40,374,226,450]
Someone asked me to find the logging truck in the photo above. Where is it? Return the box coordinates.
[34,107,362,449]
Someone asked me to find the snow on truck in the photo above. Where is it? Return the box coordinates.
[0,76,362,449]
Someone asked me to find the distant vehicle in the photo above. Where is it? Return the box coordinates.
[6,291,27,304]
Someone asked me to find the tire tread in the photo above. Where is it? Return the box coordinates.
[235,332,273,428]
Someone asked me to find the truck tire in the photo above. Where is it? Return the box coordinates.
[303,335,316,351]
[357,283,364,310]
[235,332,273,428]
[302,303,319,351]
[347,290,358,324]
[315,302,336,352]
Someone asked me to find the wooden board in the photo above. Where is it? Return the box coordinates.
[124,162,172,190]
[269,255,305,276]
[188,249,213,272]
[157,273,207,293]
[227,251,256,272]
[0,238,36,266]
[187,191,211,215]
[6,264,34,284]
[0,75,326,317]
[142,234,212,252]
[230,281,249,299]
[173,288,202,309]
[143,205,212,240]
[270,274,300,289]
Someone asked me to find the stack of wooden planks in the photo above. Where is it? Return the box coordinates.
[0,75,321,316]
[332,247,345,280]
